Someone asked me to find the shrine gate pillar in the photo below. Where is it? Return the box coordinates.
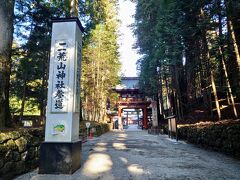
[143,107,148,129]
[118,106,122,117]
[118,106,123,130]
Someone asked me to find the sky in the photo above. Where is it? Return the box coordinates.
[118,0,140,77]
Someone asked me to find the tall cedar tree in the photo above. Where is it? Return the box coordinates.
[135,0,239,121]
[81,0,120,122]
[0,0,15,128]
[11,0,120,123]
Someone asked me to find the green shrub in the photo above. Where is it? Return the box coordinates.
[178,120,240,158]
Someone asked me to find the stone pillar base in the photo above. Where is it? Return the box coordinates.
[39,140,81,174]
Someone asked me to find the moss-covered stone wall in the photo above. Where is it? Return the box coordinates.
[0,122,111,179]
[178,120,240,158]
[0,128,44,179]
[0,121,111,179]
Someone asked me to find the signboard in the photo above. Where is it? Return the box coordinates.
[51,40,69,112]
[167,115,178,141]
[85,122,91,128]
[168,118,177,132]
[52,123,65,135]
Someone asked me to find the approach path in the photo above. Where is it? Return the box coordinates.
[16,127,240,180]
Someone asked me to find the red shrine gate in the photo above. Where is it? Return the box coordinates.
[114,77,151,129]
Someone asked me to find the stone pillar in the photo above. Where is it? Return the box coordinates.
[151,101,158,127]
[39,17,84,174]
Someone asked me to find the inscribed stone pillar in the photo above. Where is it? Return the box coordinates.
[44,18,83,142]
[39,17,84,174]
[151,101,158,127]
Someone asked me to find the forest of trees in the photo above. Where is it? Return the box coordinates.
[1,0,239,129]
[0,0,120,128]
[135,0,240,121]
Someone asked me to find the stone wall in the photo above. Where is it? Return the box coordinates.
[177,120,240,158]
[0,128,44,179]
[0,122,110,179]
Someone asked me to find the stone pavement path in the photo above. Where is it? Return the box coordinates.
[16,130,240,180]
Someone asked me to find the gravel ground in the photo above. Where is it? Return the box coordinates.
[15,128,240,180]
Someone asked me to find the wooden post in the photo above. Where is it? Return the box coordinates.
[118,107,122,117]
[143,107,148,129]
[137,109,140,126]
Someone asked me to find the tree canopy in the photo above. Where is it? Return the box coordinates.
[0,0,121,128]
[134,0,240,121]
[0,0,239,128]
